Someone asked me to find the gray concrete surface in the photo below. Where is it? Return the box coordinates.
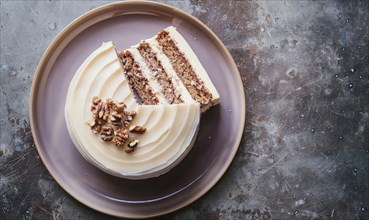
[1,0,368,219]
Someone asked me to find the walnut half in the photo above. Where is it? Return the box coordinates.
[100,126,113,142]
[112,128,129,146]
[129,125,146,134]
[125,139,139,153]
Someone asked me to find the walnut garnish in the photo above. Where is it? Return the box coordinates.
[86,120,102,134]
[87,96,146,152]
[112,128,129,146]
[100,126,113,141]
[125,139,139,153]
[127,139,139,148]
[102,105,110,121]
[129,125,146,134]
[91,96,102,118]
[114,101,126,113]
[92,96,101,106]
[109,111,123,126]
[91,96,110,122]
[123,115,133,127]
[106,98,115,108]
[98,102,105,119]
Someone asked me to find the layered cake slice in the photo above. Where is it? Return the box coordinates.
[119,26,220,112]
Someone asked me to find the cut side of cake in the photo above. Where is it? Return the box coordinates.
[119,26,220,112]
[118,49,163,105]
[137,41,184,104]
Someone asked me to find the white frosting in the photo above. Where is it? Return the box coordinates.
[65,42,200,179]
[145,38,196,104]
[165,26,221,112]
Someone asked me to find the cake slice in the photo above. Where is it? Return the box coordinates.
[119,26,220,112]
[156,26,220,112]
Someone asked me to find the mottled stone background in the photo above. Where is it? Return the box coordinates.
[1,0,368,219]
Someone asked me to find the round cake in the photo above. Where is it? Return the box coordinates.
[65,27,220,179]
[65,42,200,179]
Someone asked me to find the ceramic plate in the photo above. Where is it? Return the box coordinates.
[30,1,245,218]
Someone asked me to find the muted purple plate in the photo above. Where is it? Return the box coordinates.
[29,1,245,218]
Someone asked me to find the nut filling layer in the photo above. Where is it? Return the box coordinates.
[118,50,159,105]
[156,30,213,106]
[137,41,183,104]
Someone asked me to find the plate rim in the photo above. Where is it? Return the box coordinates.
[29,0,246,218]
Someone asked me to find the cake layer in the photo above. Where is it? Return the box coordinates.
[65,42,201,179]
[137,41,183,104]
[119,50,161,105]
[146,38,196,104]
[156,30,212,106]
[156,26,220,112]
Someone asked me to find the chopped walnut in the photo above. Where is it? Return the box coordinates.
[98,102,105,118]
[92,96,100,105]
[91,97,101,113]
[87,96,146,152]
[115,128,129,139]
[109,111,123,126]
[86,120,102,134]
[90,96,108,122]
[106,98,114,107]
[129,125,146,134]
[123,115,133,127]
[125,139,139,153]
[114,101,126,113]
[100,126,113,141]
[127,139,139,148]
[112,137,123,147]
[112,128,129,146]
[102,104,110,121]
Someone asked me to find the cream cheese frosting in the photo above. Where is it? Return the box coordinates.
[65,42,200,179]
